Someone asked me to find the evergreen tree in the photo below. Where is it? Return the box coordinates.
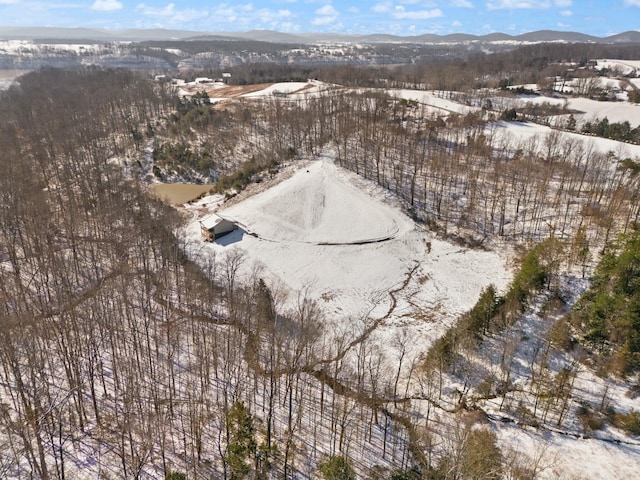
[569,231,640,373]
[318,456,356,480]
[225,402,257,480]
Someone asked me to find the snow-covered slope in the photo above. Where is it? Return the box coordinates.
[185,153,511,334]
[222,159,408,244]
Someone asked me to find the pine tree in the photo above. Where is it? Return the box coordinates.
[225,402,257,480]
[318,456,356,480]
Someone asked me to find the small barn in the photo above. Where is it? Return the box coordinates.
[200,214,238,241]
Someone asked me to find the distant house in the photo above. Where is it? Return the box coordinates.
[200,214,238,241]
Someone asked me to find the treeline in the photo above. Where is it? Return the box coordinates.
[154,74,640,245]
[210,42,640,90]
[320,91,639,244]
[421,229,640,438]
[140,39,303,56]
[157,66,640,365]
[226,63,317,85]
[153,142,216,179]
[151,94,300,184]
[581,117,640,144]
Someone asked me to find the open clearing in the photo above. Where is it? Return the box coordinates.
[184,153,512,354]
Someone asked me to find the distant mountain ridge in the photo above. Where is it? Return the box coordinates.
[1,26,640,44]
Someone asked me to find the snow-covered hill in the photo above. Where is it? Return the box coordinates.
[184,152,511,383]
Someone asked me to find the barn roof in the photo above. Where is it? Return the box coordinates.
[199,213,236,231]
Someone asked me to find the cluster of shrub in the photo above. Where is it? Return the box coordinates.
[576,403,640,437]
[214,147,296,195]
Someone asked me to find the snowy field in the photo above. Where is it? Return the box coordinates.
[183,153,512,364]
[0,69,28,90]
[241,81,319,98]
[487,120,640,158]
[189,76,640,133]
[595,59,640,76]
[567,96,640,127]
[0,39,103,54]
[389,89,477,115]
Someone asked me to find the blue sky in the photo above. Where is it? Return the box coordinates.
[1,0,638,37]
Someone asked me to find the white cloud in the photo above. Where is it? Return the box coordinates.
[312,3,339,26]
[452,20,463,27]
[210,4,252,25]
[135,3,175,17]
[451,0,474,7]
[312,16,334,25]
[486,0,572,8]
[560,9,572,16]
[315,4,338,16]
[373,2,393,14]
[209,5,237,22]
[91,0,122,11]
[143,3,292,30]
[256,8,294,24]
[393,8,443,19]
[0,0,20,4]
[171,8,207,22]
[135,2,207,23]
[624,0,640,6]
[373,2,443,19]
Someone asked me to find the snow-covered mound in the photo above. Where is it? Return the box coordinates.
[222,158,411,244]
[185,153,511,333]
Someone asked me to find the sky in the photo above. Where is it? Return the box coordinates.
[0,0,639,37]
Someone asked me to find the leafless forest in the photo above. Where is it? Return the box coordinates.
[1,56,639,479]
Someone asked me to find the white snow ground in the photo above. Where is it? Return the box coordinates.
[567,97,640,127]
[487,120,640,158]
[184,153,511,349]
[389,89,477,115]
